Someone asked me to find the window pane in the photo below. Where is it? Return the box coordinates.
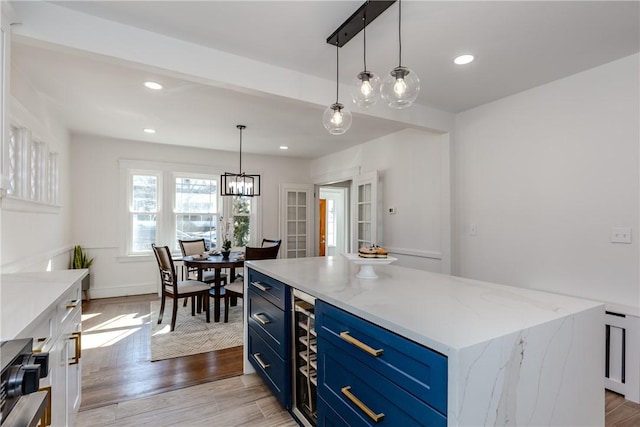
[176,214,217,249]
[132,175,157,212]
[231,196,251,247]
[175,177,217,213]
[132,214,156,252]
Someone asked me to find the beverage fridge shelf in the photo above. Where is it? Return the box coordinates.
[299,365,318,386]
[299,336,317,353]
[295,300,315,318]
[299,351,318,369]
[298,320,316,336]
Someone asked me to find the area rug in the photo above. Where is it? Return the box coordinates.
[150,298,244,361]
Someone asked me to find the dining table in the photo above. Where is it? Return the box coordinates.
[183,252,244,322]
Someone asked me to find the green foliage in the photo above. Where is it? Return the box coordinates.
[71,245,94,269]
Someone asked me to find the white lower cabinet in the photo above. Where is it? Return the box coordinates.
[17,275,83,426]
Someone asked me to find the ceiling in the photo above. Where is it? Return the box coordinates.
[9,1,640,159]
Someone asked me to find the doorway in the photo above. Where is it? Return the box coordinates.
[317,183,350,256]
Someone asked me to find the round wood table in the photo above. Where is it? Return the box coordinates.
[183,253,244,322]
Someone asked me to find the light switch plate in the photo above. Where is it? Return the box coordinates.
[611,227,632,244]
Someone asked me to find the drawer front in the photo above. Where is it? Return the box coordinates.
[247,268,288,310]
[318,339,446,427]
[248,289,288,355]
[247,327,291,409]
[318,397,352,427]
[316,300,447,415]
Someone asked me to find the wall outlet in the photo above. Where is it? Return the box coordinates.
[611,227,632,244]
[388,207,396,214]
[470,223,477,236]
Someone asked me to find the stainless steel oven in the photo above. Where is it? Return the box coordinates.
[1,338,49,426]
[291,289,317,427]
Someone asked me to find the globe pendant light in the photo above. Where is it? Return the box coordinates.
[323,43,352,135]
[351,14,380,108]
[381,0,420,109]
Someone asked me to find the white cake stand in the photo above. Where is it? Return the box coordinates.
[343,253,398,279]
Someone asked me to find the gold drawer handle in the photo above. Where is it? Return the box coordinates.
[251,281,271,292]
[253,352,270,369]
[33,337,49,353]
[340,331,383,357]
[66,299,80,309]
[38,385,52,426]
[69,331,82,365]
[252,313,270,325]
[341,386,385,423]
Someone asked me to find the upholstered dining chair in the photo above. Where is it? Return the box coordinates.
[261,238,282,248]
[178,238,228,285]
[152,244,211,332]
[225,244,281,304]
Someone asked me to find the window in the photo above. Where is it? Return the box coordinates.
[174,176,218,250]
[120,160,260,257]
[129,172,161,253]
[231,196,252,247]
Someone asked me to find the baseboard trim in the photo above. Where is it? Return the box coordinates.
[86,283,158,299]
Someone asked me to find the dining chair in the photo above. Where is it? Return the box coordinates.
[225,244,281,303]
[178,239,228,285]
[261,238,282,248]
[152,244,211,332]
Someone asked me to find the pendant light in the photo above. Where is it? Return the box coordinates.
[381,0,420,109]
[323,43,352,135]
[221,125,261,197]
[351,14,380,108]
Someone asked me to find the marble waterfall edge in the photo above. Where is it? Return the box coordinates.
[452,305,604,426]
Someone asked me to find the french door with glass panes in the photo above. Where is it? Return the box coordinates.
[280,184,313,258]
[353,171,378,250]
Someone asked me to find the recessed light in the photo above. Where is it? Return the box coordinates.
[144,81,163,90]
[143,128,156,134]
[279,146,289,150]
[454,54,475,65]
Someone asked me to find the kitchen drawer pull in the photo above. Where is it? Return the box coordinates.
[251,281,271,292]
[69,331,82,365]
[253,352,270,369]
[33,337,49,353]
[341,386,385,423]
[66,300,80,309]
[252,313,270,325]
[340,331,384,357]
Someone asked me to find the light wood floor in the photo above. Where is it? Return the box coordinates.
[78,294,639,426]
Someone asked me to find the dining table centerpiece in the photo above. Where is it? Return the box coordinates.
[220,217,233,259]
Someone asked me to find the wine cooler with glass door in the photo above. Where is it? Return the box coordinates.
[291,289,317,427]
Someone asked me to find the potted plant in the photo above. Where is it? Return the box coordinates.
[71,245,94,297]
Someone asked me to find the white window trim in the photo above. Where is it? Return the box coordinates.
[118,159,261,259]
[125,168,163,256]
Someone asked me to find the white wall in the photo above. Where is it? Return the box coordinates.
[70,134,311,298]
[454,54,639,309]
[1,56,73,273]
[311,128,451,273]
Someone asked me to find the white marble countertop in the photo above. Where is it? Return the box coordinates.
[1,270,87,340]
[247,256,603,356]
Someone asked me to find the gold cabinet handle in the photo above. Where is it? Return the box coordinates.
[33,337,49,353]
[253,353,270,369]
[341,386,385,423]
[340,331,383,357]
[69,331,82,365]
[252,313,270,325]
[38,385,52,426]
[251,281,271,292]
[66,299,80,309]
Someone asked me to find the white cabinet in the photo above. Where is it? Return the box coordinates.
[14,272,84,426]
